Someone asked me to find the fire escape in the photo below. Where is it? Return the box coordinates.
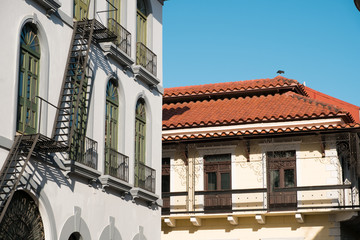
[0,19,116,223]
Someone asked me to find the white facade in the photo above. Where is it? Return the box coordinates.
[0,0,164,239]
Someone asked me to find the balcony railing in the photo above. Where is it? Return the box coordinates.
[77,136,98,169]
[162,184,358,214]
[135,162,156,193]
[136,42,157,76]
[108,18,131,56]
[104,147,129,182]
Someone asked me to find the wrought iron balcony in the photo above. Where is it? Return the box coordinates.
[104,147,129,182]
[135,162,156,193]
[108,18,131,56]
[136,42,157,76]
[77,136,98,169]
[162,184,357,215]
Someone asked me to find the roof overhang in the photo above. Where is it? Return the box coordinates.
[355,0,360,12]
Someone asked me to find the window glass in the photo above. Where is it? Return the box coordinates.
[270,170,280,190]
[162,175,170,192]
[207,172,217,190]
[221,173,230,190]
[284,169,295,188]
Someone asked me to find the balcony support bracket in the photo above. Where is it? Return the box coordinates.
[295,213,304,223]
[227,215,238,225]
[255,214,265,224]
[164,218,176,227]
[190,217,201,226]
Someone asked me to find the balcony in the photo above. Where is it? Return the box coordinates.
[131,162,158,204]
[99,148,131,193]
[133,43,160,88]
[104,147,129,181]
[162,184,358,215]
[101,19,134,68]
[65,136,101,181]
[108,18,131,57]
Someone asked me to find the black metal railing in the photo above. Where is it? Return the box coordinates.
[104,147,129,182]
[136,162,156,193]
[76,136,98,169]
[108,18,131,56]
[136,42,157,76]
[162,184,357,214]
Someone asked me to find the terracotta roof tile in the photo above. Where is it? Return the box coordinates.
[164,76,304,98]
[163,92,351,129]
[162,123,360,142]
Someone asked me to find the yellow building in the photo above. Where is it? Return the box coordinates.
[161,77,360,240]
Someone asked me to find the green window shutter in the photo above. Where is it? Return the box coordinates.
[17,23,40,134]
[134,98,146,187]
[74,0,89,20]
[108,0,121,23]
[136,0,147,45]
[105,80,119,175]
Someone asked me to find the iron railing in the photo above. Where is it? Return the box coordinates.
[108,18,131,56]
[76,136,98,169]
[136,42,157,76]
[162,184,358,214]
[136,162,156,193]
[104,147,129,182]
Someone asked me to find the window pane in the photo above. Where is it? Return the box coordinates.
[221,173,230,190]
[162,175,170,193]
[270,170,280,191]
[284,169,295,188]
[162,157,170,165]
[207,172,217,190]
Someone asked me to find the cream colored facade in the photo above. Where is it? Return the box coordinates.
[162,133,360,240]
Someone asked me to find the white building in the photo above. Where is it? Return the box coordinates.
[0,0,164,239]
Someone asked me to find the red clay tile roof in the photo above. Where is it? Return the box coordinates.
[162,123,360,142]
[305,86,360,122]
[164,76,307,99]
[163,91,353,129]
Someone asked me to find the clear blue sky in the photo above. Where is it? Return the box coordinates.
[163,0,360,107]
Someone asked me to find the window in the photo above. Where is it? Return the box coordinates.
[267,150,297,210]
[74,0,89,20]
[134,98,146,187]
[203,154,232,212]
[162,157,170,214]
[17,23,40,134]
[136,0,147,45]
[108,0,121,24]
[104,80,119,175]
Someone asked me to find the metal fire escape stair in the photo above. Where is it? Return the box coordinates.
[52,19,116,154]
[0,134,68,223]
[0,19,116,223]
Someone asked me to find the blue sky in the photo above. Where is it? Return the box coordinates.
[162,0,360,107]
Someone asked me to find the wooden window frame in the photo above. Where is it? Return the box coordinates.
[17,23,40,134]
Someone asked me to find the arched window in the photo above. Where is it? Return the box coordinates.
[105,80,119,175]
[136,0,148,45]
[17,23,40,134]
[134,98,146,187]
[74,0,89,20]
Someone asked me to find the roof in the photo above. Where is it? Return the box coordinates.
[162,77,360,142]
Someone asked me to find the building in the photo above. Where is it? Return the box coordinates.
[161,76,360,240]
[0,0,164,239]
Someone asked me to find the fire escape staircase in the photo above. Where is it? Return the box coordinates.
[0,19,116,224]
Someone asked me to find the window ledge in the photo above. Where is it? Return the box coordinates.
[130,187,159,204]
[101,43,134,69]
[99,175,132,193]
[64,161,101,182]
[32,0,61,15]
[132,65,160,88]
